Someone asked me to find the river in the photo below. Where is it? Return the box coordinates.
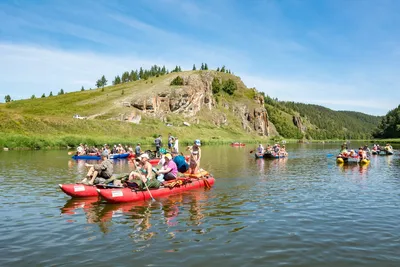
[1,143,399,266]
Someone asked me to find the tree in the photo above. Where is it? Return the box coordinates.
[113,75,121,85]
[192,64,196,70]
[30,95,36,99]
[161,65,166,75]
[204,63,208,70]
[170,76,184,85]
[121,71,129,83]
[81,86,85,91]
[49,91,53,97]
[4,95,11,102]
[200,63,204,70]
[100,75,107,87]
[41,93,46,98]
[220,65,226,72]
[216,67,220,72]
[212,77,221,94]
[139,67,144,79]
[222,79,237,95]
[96,79,102,88]
[58,89,64,95]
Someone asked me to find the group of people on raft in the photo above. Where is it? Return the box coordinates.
[256,143,288,157]
[338,142,394,160]
[371,143,393,154]
[80,138,202,190]
[75,143,131,157]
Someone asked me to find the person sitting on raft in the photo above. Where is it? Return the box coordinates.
[280,145,288,156]
[156,153,178,182]
[81,154,113,185]
[187,139,201,174]
[77,143,85,155]
[127,153,160,189]
[171,151,189,173]
[385,143,393,151]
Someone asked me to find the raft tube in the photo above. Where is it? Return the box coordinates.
[97,177,215,203]
[72,155,101,160]
[59,184,99,197]
[110,153,130,159]
[360,159,370,165]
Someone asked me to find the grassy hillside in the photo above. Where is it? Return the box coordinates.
[0,70,269,149]
[264,97,382,140]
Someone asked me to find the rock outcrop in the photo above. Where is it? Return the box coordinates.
[126,72,270,136]
[293,115,306,133]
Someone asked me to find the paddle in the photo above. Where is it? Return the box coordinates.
[326,154,334,157]
[132,158,155,201]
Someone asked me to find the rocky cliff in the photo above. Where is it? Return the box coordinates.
[124,71,271,136]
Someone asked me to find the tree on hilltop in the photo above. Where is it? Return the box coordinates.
[216,67,220,72]
[58,89,64,95]
[113,75,121,85]
[81,86,85,91]
[204,63,208,70]
[4,95,11,102]
[192,64,196,70]
[200,63,204,70]
[49,91,53,97]
[220,65,226,72]
[41,93,46,98]
[30,95,36,99]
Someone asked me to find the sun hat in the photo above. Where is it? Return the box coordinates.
[139,153,149,160]
[165,153,172,160]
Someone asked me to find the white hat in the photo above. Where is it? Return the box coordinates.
[139,153,149,160]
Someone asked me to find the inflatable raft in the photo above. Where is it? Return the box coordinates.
[97,176,215,203]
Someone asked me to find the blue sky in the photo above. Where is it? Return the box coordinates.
[1,0,399,115]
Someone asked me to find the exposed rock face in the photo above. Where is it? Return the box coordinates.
[128,72,270,136]
[293,115,306,133]
[130,72,215,119]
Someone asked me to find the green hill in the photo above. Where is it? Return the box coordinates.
[373,104,400,138]
[0,67,384,149]
[0,70,270,149]
[264,97,382,140]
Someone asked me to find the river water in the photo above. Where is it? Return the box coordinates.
[1,143,399,266]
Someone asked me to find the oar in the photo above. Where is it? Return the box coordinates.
[326,154,334,157]
[132,158,155,201]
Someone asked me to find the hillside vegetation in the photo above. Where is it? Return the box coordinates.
[0,65,384,149]
[373,104,400,138]
[0,69,267,149]
[264,96,382,140]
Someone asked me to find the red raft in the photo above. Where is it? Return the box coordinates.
[97,177,215,203]
[230,142,245,147]
[59,184,98,197]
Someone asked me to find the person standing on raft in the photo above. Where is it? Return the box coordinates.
[81,154,113,185]
[186,140,201,174]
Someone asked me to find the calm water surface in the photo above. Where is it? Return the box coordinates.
[1,143,400,266]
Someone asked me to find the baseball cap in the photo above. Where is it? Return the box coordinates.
[194,139,201,146]
[165,153,172,160]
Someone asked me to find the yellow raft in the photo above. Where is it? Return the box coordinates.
[336,158,344,164]
[360,159,370,165]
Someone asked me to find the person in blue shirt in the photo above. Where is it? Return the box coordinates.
[171,151,189,173]
[135,143,141,157]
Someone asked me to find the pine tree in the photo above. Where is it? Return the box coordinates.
[4,95,11,102]
[81,86,85,91]
[30,95,36,99]
[192,64,196,70]
[100,75,107,88]
[178,66,182,72]
[216,67,220,72]
[129,70,135,81]
[113,75,121,85]
[161,65,166,75]
[201,63,204,70]
[212,77,221,94]
[58,89,64,95]
[121,71,129,83]
[41,93,46,98]
[139,67,144,79]
[220,65,225,72]
[49,91,53,97]
[204,63,208,70]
